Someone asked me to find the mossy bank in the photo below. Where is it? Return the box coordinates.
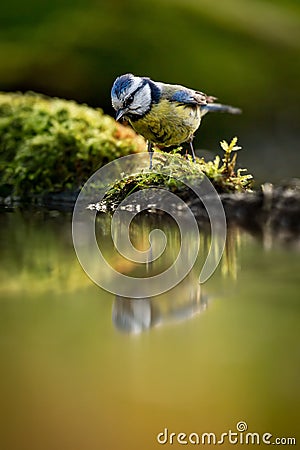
[0,92,144,198]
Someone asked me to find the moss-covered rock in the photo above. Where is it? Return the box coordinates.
[0,92,145,196]
[98,138,253,210]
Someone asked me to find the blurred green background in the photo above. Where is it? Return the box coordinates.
[1,0,299,181]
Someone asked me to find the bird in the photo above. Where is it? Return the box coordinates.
[111,73,241,169]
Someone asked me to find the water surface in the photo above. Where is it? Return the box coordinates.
[0,209,299,449]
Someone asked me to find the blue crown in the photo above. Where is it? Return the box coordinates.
[111,74,134,98]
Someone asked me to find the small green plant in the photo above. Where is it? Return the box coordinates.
[202,137,253,192]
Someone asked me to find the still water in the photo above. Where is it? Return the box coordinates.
[0,208,299,449]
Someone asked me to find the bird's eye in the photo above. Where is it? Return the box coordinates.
[124,94,134,107]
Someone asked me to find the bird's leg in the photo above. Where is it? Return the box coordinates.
[147,141,153,169]
[189,139,196,162]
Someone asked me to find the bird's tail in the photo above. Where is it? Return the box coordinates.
[200,103,242,117]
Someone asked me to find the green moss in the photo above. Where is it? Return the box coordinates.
[0,92,144,196]
[102,138,253,207]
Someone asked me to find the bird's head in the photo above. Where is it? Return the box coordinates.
[111,74,153,121]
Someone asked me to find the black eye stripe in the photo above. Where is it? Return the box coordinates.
[124,94,134,107]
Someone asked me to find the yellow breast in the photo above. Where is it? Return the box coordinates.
[129,99,201,146]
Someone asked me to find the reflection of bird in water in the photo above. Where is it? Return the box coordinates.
[112,276,208,334]
[112,298,153,334]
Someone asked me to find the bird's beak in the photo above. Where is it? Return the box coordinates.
[115,109,126,121]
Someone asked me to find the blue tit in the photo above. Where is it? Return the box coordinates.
[111,73,241,169]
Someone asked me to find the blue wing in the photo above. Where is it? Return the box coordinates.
[170,89,207,106]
